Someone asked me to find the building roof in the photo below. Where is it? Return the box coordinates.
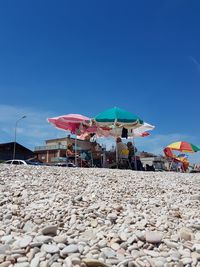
[0,142,33,153]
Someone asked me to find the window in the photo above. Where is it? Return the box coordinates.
[13,161,20,165]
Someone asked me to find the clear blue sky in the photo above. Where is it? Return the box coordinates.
[0,0,200,162]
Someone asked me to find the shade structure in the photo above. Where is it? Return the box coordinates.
[94,107,144,167]
[95,122,154,138]
[47,114,91,166]
[163,147,190,172]
[167,141,200,153]
[130,122,155,138]
[94,107,143,126]
[77,122,154,140]
[47,114,90,134]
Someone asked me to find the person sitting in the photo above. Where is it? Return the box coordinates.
[145,164,155,171]
[66,143,75,157]
[91,142,102,167]
[66,144,77,166]
[116,137,130,169]
[116,137,129,159]
[127,141,137,162]
[127,141,144,171]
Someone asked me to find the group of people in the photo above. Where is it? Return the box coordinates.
[66,138,154,171]
[66,142,101,167]
[116,137,144,170]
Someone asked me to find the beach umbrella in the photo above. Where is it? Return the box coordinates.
[128,122,155,169]
[163,147,190,172]
[94,106,143,126]
[47,114,90,165]
[48,114,90,133]
[164,141,199,172]
[130,122,155,137]
[94,107,144,166]
[95,122,154,138]
[166,141,200,153]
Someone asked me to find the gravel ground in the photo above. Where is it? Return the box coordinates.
[0,164,200,267]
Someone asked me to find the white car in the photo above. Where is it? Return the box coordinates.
[4,160,43,165]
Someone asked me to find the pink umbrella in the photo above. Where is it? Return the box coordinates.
[48,114,111,139]
[47,114,91,165]
[48,114,90,133]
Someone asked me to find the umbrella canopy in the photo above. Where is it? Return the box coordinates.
[47,114,90,134]
[94,107,144,168]
[94,107,143,125]
[77,122,154,140]
[166,141,200,153]
[59,114,90,123]
[130,122,155,137]
[47,114,91,166]
[100,122,154,138]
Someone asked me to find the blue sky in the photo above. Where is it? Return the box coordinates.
[0,0,200,162]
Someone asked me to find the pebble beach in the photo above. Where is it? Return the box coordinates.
[0,165,200,267]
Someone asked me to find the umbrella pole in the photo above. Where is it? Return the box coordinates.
[75,136,77,166]
[169,158,174,171]
[132,138,137,170]
[115,125,119,168]
[116,145,118,169]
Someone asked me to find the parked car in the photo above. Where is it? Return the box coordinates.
[53,162,76,167]
[4,160,43,165]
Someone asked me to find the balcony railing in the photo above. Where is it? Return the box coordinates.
[51,157,67,162]
[34,144,67,151]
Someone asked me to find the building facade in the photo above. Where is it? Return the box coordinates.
[139,151,169,171]
[34,136,98,164]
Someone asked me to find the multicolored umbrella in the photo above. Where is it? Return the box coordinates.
[163,147,190,172]
[166,141,200,153]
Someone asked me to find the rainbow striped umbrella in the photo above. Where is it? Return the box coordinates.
[167,141,200,153]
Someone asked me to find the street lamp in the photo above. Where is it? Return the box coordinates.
[13,115,26,159]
